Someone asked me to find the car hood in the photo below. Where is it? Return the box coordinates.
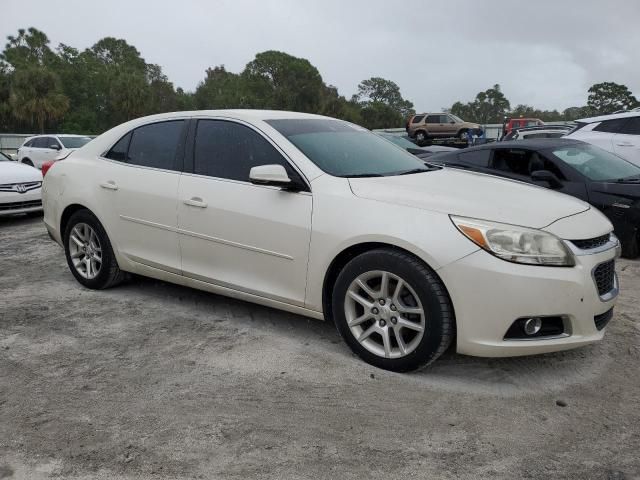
[0,161,42,183]
[348,168,590,229]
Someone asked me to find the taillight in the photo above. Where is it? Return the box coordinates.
[42,160,55,177]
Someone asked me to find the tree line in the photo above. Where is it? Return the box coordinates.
[0,28,638,135]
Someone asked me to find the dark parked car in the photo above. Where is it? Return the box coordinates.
[428,138,640,257]
[375,132,457,159]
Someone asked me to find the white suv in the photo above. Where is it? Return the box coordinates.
[17,134,92,169]
[565,111,640,166]
[42,110,619,371]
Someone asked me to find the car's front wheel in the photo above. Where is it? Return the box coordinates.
[332,249,454,372]
[63,210,125,289]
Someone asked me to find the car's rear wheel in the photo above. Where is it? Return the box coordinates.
[415,131,428,146]
[332,249,454,372]
[22,158,33,167]
[63,210,125,289]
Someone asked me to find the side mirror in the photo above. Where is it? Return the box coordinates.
[50,144,61,150]
[249,164,293,189]
[531,169,562,189]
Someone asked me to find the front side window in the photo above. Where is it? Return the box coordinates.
[126,121,184,170]
[266,118,431,177]
[549,144,640,181]
[33,137,48,148]
[194,120,294,182]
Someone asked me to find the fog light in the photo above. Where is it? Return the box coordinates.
[524,317,542,336]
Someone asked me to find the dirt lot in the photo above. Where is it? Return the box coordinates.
[0,215,639,479]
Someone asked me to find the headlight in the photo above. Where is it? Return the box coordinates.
[450,216,575,266]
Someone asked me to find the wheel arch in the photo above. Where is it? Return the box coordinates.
[321,241,455,325]
[60,203,95,237]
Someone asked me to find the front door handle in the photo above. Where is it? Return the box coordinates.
[100,181,118,191]
[616,142,633,147]
[183,197,207,208]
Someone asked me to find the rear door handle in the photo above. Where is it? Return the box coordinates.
[99,181,118,191]
[616,142,633,147]
[183,197,207,208]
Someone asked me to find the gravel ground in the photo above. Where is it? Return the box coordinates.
[0,215,639,480]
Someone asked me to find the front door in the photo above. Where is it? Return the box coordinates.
[177,119,312,305]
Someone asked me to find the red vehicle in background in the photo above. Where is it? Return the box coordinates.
[502,118,543,138]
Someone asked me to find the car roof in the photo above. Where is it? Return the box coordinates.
[577,111,640,124]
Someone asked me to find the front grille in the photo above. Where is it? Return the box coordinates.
[571,234,610,250]
[593,260,615,296]
[0,181,42,193]
[0,200,42,211]
[594,308,614,331]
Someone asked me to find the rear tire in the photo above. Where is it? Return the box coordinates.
[332,249,455,372]
[415,131,428,146]
[63,210,125,289]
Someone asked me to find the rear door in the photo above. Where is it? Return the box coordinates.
[612,116,640,166]
[425,115,442,136]
[96,119,187,273]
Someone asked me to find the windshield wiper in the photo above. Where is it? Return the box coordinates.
[395,168,433,176]
[342,173,385,178]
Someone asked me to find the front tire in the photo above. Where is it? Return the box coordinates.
[458,129,468,140]
[63,210,125,289]
[332,249,455,372]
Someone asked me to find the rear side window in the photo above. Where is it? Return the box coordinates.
[425,115,440,123]
[593,118,628,133]
[23,139,34,147]
[194,120,293,182]
[458,149,490,167]
[105,133,132,162]
[619,116,640,135]
[127,121,185,170]
[411,115,424,124]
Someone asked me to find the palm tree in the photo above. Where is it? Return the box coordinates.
[10,67,69,132]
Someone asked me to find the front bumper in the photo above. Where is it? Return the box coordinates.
[438,243,618,357]
[0,190,42,216]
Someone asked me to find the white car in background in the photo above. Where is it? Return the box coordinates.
[17,134,92,169]
[43,110,619,371]
[566,111,640,166]
[0,151,43,216]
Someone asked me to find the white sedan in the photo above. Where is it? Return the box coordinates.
[0,151,43,216]
[42,110,619,371]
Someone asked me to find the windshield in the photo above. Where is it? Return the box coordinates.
[59,136,92,149]
[548,144,640,181]
[266,119,430,177]
[377,133,420,150]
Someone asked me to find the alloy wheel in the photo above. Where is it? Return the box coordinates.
[68,223,102,279]
[344,270,425,359]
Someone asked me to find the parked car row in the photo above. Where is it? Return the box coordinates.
[38,110,621,372]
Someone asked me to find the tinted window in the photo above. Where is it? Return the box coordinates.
[619,116,640,135]
[593,118,628,133]
[425,115,440,123]
[33,137,48,148]
[59,136,92,148]
[23,139,34,147]
[105,132,132,162]
[441,115,452,123]
[549,144,640,181]
[458,149,490,167]
[194,120,292,182]
[127,121,184,170]
[267,118,430,177]
[411,115,424,124]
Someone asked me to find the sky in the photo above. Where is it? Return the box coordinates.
[1,0,639,113]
